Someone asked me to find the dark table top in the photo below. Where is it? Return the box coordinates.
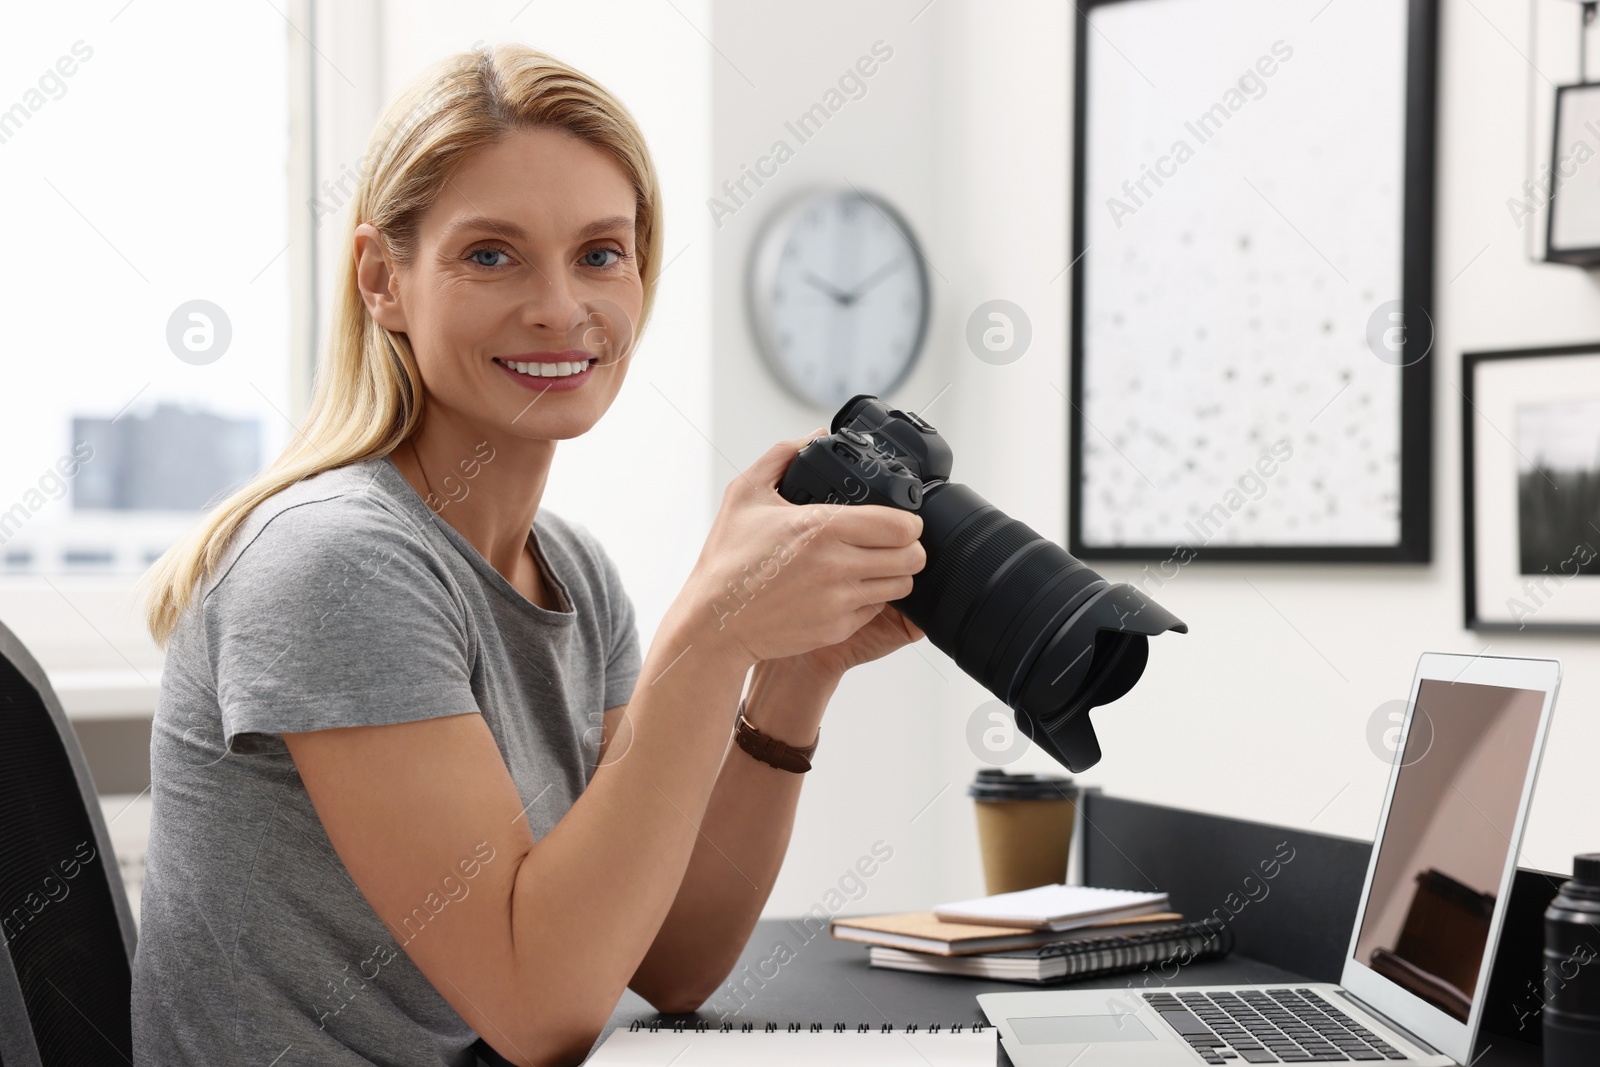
[596,919,1544,1066]
[596,917,1299,1059]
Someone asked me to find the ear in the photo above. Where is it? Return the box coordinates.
[354,222,407,332]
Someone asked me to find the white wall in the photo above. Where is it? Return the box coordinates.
[711,0,1600,920]
[708,0,987,918]
[1062,0,1600,878]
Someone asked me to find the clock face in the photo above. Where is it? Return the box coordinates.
[749,189,930,409]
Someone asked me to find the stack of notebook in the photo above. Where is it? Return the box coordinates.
[831,884,1232,984]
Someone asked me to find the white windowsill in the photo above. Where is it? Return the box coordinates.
[46,668,161,721]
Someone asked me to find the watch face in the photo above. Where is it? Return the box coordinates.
[750,189,930,409]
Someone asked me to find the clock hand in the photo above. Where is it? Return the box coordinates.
[842,256,907,303]
[801,270,853,305]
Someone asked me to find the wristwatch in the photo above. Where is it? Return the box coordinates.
[733,701,819,773]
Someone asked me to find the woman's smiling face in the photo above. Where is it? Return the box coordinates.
[361,125,645,442]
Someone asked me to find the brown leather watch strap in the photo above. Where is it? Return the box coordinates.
[733,702,819,773]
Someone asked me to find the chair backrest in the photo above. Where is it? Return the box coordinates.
[0,619,137,1066]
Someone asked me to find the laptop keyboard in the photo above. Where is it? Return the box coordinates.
[1142,988,1411,1064]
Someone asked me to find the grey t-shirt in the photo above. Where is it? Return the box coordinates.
[131,456,642,1066]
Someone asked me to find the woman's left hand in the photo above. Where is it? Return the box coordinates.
[775,603,925,685]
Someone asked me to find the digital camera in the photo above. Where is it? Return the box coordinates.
[778,395,1187,772]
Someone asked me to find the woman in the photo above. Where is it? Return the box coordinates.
[131,44,925,1067]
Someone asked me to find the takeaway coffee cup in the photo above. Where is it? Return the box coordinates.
[969,768,1079,896]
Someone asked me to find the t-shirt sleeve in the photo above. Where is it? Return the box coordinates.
[596,542,642,710]
[202,498,481,743]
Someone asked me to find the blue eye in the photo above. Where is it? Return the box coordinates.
[584,247,623,269]
[470,248,511,267]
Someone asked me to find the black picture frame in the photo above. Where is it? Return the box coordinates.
[1067,0,1438,563]
[1463,341,1600,635]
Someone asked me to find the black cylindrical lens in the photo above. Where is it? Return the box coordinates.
[893,482,1110,697]
[1545,855,1600,1064]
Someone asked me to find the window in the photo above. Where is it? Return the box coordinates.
[0,2,294,581]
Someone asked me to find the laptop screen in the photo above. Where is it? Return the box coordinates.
[1350,678,1547,1022]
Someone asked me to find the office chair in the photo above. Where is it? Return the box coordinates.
[0,619,137,1066]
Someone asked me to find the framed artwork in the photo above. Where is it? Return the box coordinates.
[1068,0,1437,562]
[1464,343,1600,634]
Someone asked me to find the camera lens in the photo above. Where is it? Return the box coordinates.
[783,393,1185,773]
[894,481,1185,772]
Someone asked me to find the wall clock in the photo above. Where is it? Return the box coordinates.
[747,188,931,409]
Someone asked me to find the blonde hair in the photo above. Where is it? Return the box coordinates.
[143,44,663,644]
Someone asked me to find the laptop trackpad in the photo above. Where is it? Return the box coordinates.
[1012,1014,1157,1044]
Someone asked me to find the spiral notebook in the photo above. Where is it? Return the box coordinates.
[588,1020,994,1064]
[867,918,1233,983]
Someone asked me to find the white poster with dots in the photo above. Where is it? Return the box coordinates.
[1076,0,1412,551]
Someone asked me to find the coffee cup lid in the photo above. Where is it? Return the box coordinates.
[968,767,1078,801]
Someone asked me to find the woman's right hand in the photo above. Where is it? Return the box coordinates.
[670,428,927,671]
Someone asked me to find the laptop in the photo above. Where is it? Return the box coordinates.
[979,652,1561,1066]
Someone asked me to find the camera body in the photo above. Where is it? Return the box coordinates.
[779,395,1187,773]
[776,410,940,511]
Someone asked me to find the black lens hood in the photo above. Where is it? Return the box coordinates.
[780,393,1189,774]
[1011,584,1188,772]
